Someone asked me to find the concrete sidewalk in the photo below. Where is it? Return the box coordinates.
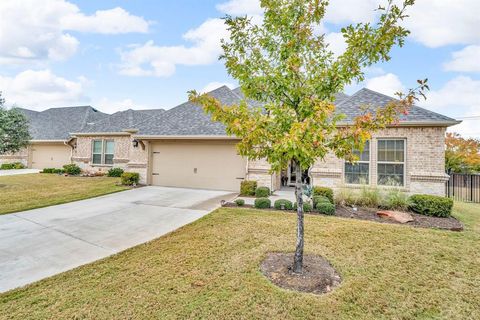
[0,169,40,176]
[0,186,236,292]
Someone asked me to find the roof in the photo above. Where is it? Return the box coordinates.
[16,86,459,140]
[16,106,109,140]
[335,88,459,125]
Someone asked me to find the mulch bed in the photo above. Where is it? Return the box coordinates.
[223,203,463,231]
[335,206,464,231]
[260,252,341,295]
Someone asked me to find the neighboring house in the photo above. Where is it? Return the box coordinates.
[1,86,460,195]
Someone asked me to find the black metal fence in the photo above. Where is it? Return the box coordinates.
[446,173,480,203]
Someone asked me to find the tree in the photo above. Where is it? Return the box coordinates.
[445,132,480,173]
[0,93,31,154]
[190,0,427,273]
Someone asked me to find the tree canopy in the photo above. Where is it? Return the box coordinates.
[0,93,31,154]
[446,132,480,173]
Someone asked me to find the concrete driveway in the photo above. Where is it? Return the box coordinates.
[0,186,236,292]
[0,168,40,176]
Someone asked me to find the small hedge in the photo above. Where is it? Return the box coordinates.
[240,180,257,196]
[313,186,334,204]
[63,164,81,175]
[255,186,270,198]
[42,168,64,174]
[293,201,313,212]
[235,199,245,206]
[254,197,271,209]
[1,162,25,170]
[274,199,293,210]
[107,167,124,177]
[121,172,140,186]
[409,194,453,218]
[313,195,330,207]
[317,202,335,215]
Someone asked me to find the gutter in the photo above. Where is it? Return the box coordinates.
[70,132,132,136]
[336,120,462,127]
[132,135,241,140]
[30,140,67,143]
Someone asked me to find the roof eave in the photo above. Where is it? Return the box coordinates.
[133,135,240,140]
[336,120,461,127]
[70,132,132,136]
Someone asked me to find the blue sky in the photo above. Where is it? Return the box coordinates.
[0,0,479,136]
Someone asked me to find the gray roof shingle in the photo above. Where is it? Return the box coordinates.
[16,86,458,140]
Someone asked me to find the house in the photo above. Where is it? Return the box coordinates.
[1,86,460,195]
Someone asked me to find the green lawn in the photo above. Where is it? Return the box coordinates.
[0,174,129,215]
[1,202,479,319]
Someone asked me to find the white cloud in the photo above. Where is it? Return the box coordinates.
[324,32,347,57]
[443,45,480,73]
[60,7,149,34]
[366,73,405,96]
[404,0,480,47]
[417,76,480,138]
[0,70,87,110]
[201,81,235,93]
[0,0,150,64]
[216,0,262,16]
[324,0,378,24]
[119,18,229,77]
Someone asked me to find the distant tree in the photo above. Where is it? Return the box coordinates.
[190,0,427,273]
[0,93,31,154]
[445,132,480,173]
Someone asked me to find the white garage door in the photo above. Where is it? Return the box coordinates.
[31,144,71,169]
[150,141,246,191]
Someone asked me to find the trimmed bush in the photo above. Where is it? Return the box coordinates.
[317,202,335,215]
[42,168,64,174]
[13,162,25,169]
[240,180,257,196]
[255,186,270,198]
[107,167,124,177]
[121,172,140,186]
[313,186,334,204]
[274,199,293,210]
[62,164,81,175]
[254,197,271,209]
[293,201,313,212]
[0,163,14,170]
[409,194,453,218]
[235,199,245,206]
[313,195,330,207]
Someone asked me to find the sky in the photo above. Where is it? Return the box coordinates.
[0,0,479,137]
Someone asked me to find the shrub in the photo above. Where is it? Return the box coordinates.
[357,187,381,208]
[293,201,313,212]
[107,167,124,177]
[240,180,257,196]
[121,172,140,186]
[13,162,25,169]
[254,197,271,209]
[235,199,245,206]
[313,186,334,204]
[409,194,453,218]
[62,163,81,175]
[382,189,410,211]
[313,195,330,207]
[274,199,293,210]
[317,202,335,215]
[255,186,270,198]
[0,163,14,170]
[42,168,64,174]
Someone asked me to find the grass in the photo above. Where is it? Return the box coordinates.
[0,174,129,215]
[0,202,479,319]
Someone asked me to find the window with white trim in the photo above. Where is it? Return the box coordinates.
[345,141,370,185]
[377,139,405,186]
[92,140,115,165]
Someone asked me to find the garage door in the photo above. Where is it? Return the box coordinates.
[31,144,72,169]
[150,141,246,191]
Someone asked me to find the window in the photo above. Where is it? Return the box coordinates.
[345,141,370,184]
[377,139,405,186]
[92,140,115,165]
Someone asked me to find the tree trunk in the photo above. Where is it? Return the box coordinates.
[293,160,304,273]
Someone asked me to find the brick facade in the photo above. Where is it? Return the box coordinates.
[247,126,448,196]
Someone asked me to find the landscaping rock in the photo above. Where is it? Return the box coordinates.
[377,210,414,223]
